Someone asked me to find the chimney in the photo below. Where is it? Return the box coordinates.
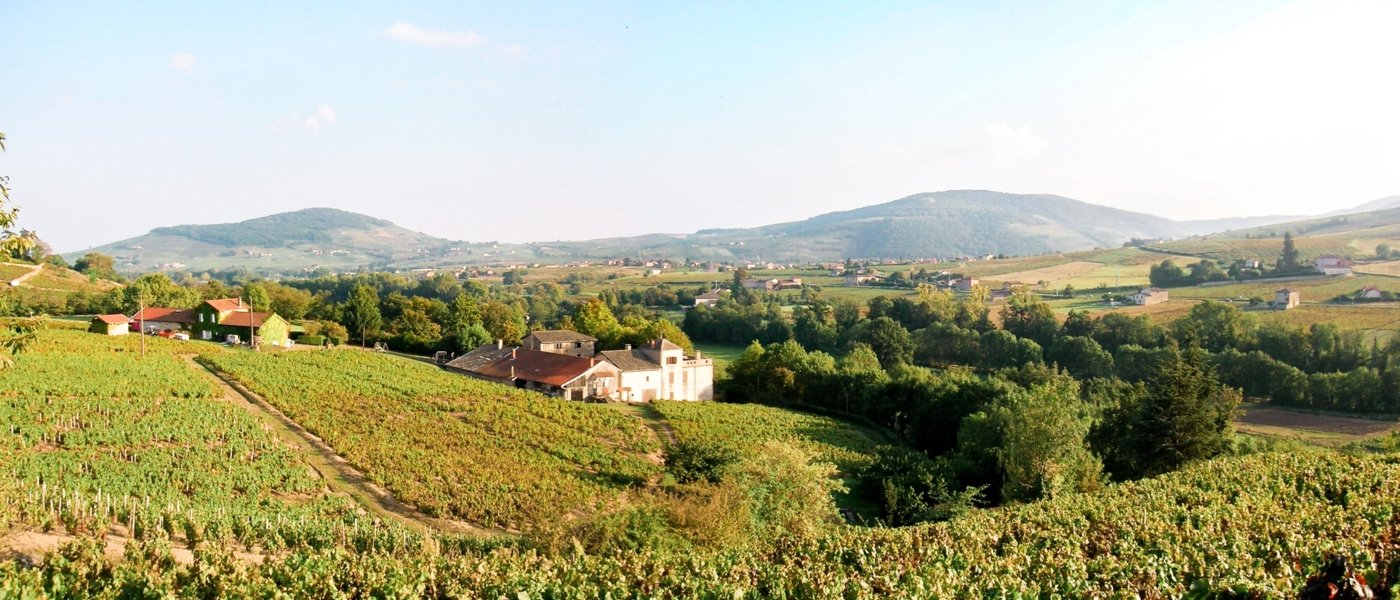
[511,348,517,359]
[590,358,595,367]
[510,365,515,379]
[695,351,703,359]
[496,339,503,349]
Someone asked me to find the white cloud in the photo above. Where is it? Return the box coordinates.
[981,122,1047,161]
[496,44,526,58]
[169,52,197,72]
[384,22,484,47]
[303,105,336,131]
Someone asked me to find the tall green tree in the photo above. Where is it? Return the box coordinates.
[343,283,383,347]
[1279,231,1300,272]
[1130,349,1240,478]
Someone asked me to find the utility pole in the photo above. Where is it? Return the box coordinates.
[138,297,145,360]
[246,296,257,352]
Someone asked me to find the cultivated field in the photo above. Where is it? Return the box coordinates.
[1235,404,1400,447]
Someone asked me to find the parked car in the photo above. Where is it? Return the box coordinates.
[172,333,189,341]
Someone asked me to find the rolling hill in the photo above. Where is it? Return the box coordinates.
[64,191,1400,273]
[64,208,471,274]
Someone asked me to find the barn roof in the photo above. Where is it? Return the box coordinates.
[470,349,608,388]
[220,312,275,328]
[131,307,196,323]
[526,330,597,343]
[598,349,661,372]
[94,314,130,325]
[444,343,516,372]
[204,298,245,312]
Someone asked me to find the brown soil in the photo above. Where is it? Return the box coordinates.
[1236,404,1400,437]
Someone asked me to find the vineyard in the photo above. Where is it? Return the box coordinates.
[654,401,880,473]
[0,330,446,559]
[5,447,1397,596]
[205,350,662,530]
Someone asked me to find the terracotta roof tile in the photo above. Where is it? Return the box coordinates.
[204,298,245,312]
[94,314,130,325]
[469,349,611,388]
[526,330,597,343]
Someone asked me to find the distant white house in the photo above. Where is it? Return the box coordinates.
[1316,256,1354,276]
[693,289,726,308]
[1131,288,1169,306]
[954,277,981,292]
[1360,286,1384,300]
[1273,288,1301,310]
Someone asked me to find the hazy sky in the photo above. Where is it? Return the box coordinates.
[3,0,1398,252]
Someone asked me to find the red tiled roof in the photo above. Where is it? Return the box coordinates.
[131,307,197,323]
[220,312,273,328]
[204,298,245,312]
[94,314,130,324]
[471,349,613,387]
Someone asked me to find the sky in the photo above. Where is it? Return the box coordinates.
[2,0,1398,252]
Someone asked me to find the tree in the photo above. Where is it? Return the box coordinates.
[1000,289,1059,347]
[992,376,1103,502]
[121,274,200,313]
[1378,243,1393,259]
[1048,336,1115,380]
[1148,260,1186,288]
[726,441,845,542]
[575,297,623,346]
[1279,231,1300,272]
[342,283,383,347]
[480,301,527,344]
[1170,301,1249,352]
[243,283,272,312]
[1129,348,1240,478]
[850,316,914,368]
[74,252,118,281]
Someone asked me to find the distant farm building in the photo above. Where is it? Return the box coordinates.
[524,330,597,357]
[445,331,714,402]
[1131,288,1169,306]
[1273,289,1301,310]
[844,273,883,286]
[954,277,981,292]
[90,314,130,336]
[1316,256,1354,276]
[130,307,197,334]
[1360,287,1384,300]
[692,289,726,307]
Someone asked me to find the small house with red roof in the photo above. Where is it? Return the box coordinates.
[190,298,291,346]
[130,306,197,334]
[89,314,131,336]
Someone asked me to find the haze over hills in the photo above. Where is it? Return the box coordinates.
[66,191,1400,274]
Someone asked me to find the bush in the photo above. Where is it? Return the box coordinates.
[298,335,326,347]
[665,440,739,484]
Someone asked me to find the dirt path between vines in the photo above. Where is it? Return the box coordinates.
[185,355,503,537]
[0,529,266,567]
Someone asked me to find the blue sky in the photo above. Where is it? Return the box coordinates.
[3,0,1398,252]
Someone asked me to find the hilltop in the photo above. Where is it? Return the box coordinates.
[64,208,467,274]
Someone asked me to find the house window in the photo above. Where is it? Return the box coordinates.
[683,371,688,384]
[668,373,674,384]
[666,357,677,365]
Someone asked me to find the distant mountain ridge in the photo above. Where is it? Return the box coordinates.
[67,191,1400,274]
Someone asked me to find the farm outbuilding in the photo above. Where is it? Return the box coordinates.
[90,314,131,336]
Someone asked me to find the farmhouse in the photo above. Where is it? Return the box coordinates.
[1360,287,1384,300]
[597,339,715,402]
[90,314,130,336]
[954,277,981,292]
[130,307,196,334]
[445,331,714,402]
[693,289,726,307]
[445,343,621,401]
[1273,289,1301,310]
[523,330,596,357]
[844,273,884,286]
[1131,288,1169,306]
[191,299,291,346]
[1316,256,1353,276]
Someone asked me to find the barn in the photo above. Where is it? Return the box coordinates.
[90,314,131,336]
